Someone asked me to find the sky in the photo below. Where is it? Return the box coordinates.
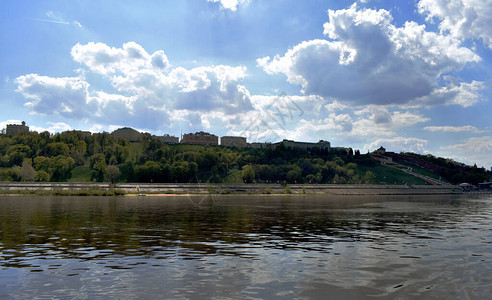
[1,0,491,168]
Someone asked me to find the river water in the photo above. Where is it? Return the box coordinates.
[0,194,490,299]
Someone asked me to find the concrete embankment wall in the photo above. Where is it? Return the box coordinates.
[0,182,463,195]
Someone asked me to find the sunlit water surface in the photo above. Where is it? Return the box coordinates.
[0,194,491,299]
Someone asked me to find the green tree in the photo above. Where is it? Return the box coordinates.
[105,165,121,184]
[50,156,75,181]
[286,165,302,183]
[0,155,10,167]
[19,159,36,181]
[35,170,51,182]
[34,156,51,172]
[113,144,129,164]
[90,154,107,182]
[137,161,161,182]
[7,144,31,166]
[364,171,376,184]
[306,174,319,183]
[257,164,276,181]
[70,140,87,166]
[0,169,13,181]
[242,164,255,183]
[171,161,191,182]
[47,142,70,157]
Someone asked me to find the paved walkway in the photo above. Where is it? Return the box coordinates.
[370,154,448,185]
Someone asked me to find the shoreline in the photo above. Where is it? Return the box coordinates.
[0,182,466,196]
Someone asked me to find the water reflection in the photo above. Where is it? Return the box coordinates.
[0,194,491,299]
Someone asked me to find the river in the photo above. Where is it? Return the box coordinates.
[0,194,490,299]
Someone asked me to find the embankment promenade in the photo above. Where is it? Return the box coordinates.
[0,182,463,195]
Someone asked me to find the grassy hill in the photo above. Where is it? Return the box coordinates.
[0,130,489,185]
[355,158,428,185]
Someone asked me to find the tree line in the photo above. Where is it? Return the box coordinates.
[0,131,377,184]
[0,130,488,185]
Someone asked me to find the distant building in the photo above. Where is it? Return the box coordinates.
[221,136,247,147]
[112,127,142,142]
[6,121,29,136]
[374,146,386,155]
[247,142,274,150]
[155,134,179,144]
[181,131,218,146]
[67,130,92,138]
[275,139,331,150]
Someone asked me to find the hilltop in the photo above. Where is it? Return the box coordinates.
[0,130,490,186]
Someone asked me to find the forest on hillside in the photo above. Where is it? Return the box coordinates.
[0,130,490,185]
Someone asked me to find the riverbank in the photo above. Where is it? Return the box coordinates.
[0,182,464,196]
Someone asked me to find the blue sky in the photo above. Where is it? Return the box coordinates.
[1,0,491,167]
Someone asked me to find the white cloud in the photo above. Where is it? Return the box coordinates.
[391,111,430,128]
[352,107,429,137]
[30,122,72,133]
[301,114,354,134]
[258,4,481,107]
[17,42,254,131]
[72,42,252,114]
[440,136,492,167]
[88,124,105,133]
[228,97,431,152]
[207,0,249,11]
[15,74,95,119]
[443,136,492,153]
[412,80,484,107]
[15,73,171,129]
[424,125,484,133]
[364,137,428,154]
[418,0,492,49]
[71,42,168,75]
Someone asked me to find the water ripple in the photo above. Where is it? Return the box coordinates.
[0,194,491,299]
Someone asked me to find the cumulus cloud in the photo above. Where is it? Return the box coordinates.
[71,42,252,114]
[16,42,253,131]
[258,4,481,107]
[443,136,492,153]
[15,73,171,128]
[207,0,249,11]
[364,137,428,154]
[30,122,72,133]
[418,0,492,49]
[424,125,484,133]
[440,136,492,167]
[15,74,95,119]
[230,94,431,151]
[296,114,354,135]
[352,107,429,137]
[411,80,484,107]
[71,42,169,75]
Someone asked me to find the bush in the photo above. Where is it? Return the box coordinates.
[35,170,51,182]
